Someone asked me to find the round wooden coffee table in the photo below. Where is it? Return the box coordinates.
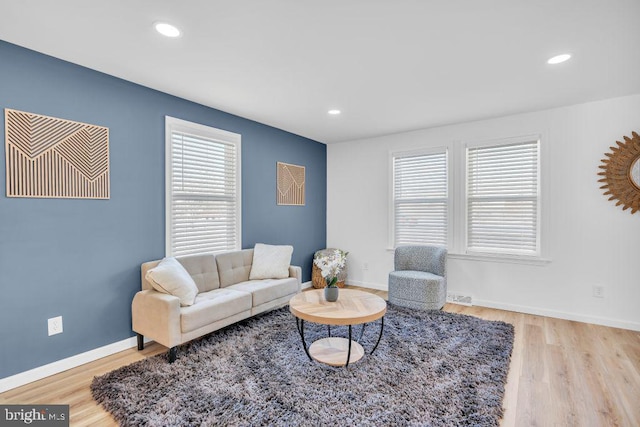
[289,289,387,367]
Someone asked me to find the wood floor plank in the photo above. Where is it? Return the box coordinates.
[1,286,639,426]
[515,377,553,426]
[546,344,579,426]
[500,310,524,427]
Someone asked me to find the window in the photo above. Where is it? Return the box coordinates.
[166,117,241,257]
[466,139,539,256]
[392,149,448,247]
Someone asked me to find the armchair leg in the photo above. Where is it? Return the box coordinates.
[168,347,177,363]
[137,333,144,351]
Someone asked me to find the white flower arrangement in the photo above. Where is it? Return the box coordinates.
[314,249,348,288]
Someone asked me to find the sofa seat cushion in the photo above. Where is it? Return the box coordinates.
[227,278,298,307]
[180,288,252,333]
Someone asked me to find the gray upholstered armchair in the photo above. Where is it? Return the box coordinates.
[388,245,447,310]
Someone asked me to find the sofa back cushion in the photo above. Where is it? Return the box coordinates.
[177,254,220,292]
[141,254,220,293]
[216,249,254,287]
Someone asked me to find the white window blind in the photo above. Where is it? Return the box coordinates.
[466,140,539,255]
[166,117,241,257]
[393,150,448,247]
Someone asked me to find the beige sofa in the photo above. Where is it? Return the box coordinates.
[133,248,302,362]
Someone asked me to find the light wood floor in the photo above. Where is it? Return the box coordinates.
[1,286,639,426]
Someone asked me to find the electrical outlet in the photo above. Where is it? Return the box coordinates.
[363,262,369,271]
[593,285,604,298]
[48,316,63,336]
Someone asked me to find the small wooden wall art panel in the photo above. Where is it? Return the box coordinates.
[277,161,305,206]
[5,109,110,199]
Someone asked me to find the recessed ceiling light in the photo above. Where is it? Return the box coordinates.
[328,109,341,115]
[547,54,571,65]
[154,22,181,38]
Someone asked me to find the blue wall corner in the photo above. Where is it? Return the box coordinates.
[0,40,326,379]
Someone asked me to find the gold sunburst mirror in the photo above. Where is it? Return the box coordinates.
[598,131,640,213]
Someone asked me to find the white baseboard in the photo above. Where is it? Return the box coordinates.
[0,336,142,394]
[301,280,312,290]
[346,280,388,291]
[474,299,640,331]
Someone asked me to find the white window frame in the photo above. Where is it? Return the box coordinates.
[389,146,452,249]
[165,116,241,257]
[463,135,541,259]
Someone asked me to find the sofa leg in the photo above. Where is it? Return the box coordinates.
[137,333,144,351]
[168,347,177,363]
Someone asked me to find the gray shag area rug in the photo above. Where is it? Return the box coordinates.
[92,304,514,426]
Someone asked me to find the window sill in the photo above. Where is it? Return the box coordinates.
[386,248,550,266]
[448,252,551,266]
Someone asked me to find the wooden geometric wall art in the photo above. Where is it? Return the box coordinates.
[277,161,305,206]
[598,131,640,214]
[5,109,110,199]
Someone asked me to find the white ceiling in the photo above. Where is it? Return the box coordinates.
[1,0,639,144]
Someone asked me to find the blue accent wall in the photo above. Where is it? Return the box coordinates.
[0,40,326,379]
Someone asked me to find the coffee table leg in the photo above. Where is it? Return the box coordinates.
[296,318,312,361]
[345,325,352,368]
[371,316,385,355]
[358,323,366,341]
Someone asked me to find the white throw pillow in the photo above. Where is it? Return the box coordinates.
[249,243,294,280]
[145,257,198,306]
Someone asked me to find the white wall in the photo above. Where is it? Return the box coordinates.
[327,94,640,330]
